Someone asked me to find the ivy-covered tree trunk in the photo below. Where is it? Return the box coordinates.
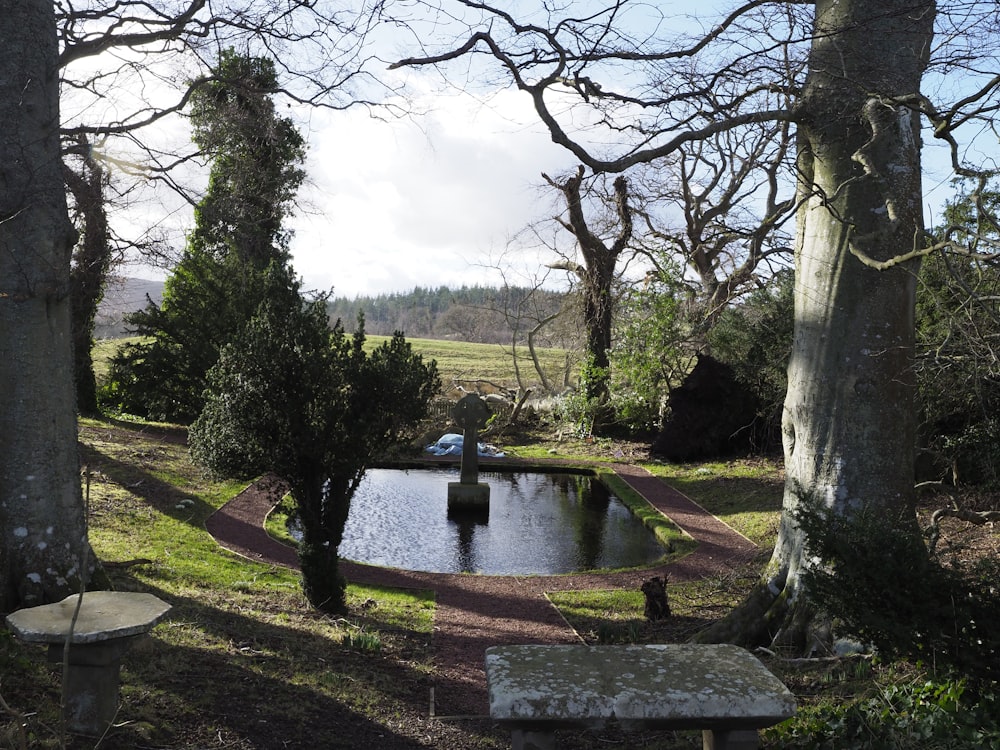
[104,51,306,423]
[546,167,632,428]
[66,143,113,416]
[701,0,933,650]
[580,252,617,402]
[0,0,102,610]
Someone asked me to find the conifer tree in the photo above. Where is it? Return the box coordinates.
[191,266,440,613]
[105,50,305,421]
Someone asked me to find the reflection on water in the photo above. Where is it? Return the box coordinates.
[337,468,665,574]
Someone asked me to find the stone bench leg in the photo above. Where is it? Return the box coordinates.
[703,728,760,750]
[47,636,138,736]
[510,728,556,750]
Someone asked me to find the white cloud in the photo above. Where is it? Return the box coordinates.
[288,88,575,297]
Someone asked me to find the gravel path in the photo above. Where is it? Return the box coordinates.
[205,461,758,716]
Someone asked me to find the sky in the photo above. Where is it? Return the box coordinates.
[122,84,967,301]
[116,80,583,300]
[260,95,971,302]
[107,1,992,301]
[286,88,578,298]
[108,1,696,300]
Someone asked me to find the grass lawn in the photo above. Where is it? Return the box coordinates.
[93,335,574,397]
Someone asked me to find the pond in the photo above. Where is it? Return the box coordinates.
[337,467,665,575]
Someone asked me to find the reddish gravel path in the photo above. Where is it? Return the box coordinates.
[205,462,758,716]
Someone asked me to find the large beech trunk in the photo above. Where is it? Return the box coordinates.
[701,0,934,650]
[0,0,100,610]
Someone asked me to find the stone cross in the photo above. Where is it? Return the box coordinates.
[452,393,492,485]
[447,394,492,510]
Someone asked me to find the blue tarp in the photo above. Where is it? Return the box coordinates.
[424,433,505,458]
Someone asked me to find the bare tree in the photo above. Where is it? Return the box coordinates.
[489,261,576,396]
[387,0,1000,649]
[543,165,632,419]
[632,122,797,329]
[538,123,796,435]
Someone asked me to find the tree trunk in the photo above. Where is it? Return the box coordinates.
[294,474,351,614]
[546,167,632,428]
[66,142,113,416]
[700,0,934,650]
[581,259,615,402]
[0,0,101,610]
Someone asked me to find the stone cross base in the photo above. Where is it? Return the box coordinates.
[447,482,490,510]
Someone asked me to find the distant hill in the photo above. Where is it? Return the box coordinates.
[95,277,165,339]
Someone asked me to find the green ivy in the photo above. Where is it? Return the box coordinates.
[771,679,1000,748]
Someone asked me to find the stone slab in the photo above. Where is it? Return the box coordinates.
[6,591,171,644]
[486,644,796,731]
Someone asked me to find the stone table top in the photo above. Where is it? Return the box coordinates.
[485,643,796,731]
[6,591,172,645]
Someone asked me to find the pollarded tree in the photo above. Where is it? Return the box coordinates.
[104,50,306,422]
[545,120,796,434]
[190,266,440,613]
[543,166,632,422]
[386,0,987,649]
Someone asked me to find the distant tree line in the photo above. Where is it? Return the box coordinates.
[327,284,578,347]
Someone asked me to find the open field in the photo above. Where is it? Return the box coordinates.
[93,335,576,396]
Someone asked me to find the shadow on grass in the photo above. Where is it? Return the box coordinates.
[78,441,211,528]
[102,416,189,445]
[661,473,784,517]
[54,573,498,750]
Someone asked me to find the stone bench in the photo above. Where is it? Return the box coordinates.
[485,643,796,750]
[5,591,172,736]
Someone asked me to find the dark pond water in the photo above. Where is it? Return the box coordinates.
[338,467,665,575]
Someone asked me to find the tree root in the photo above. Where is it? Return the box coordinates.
[694,572,834,657]
[927,504,1000,555]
